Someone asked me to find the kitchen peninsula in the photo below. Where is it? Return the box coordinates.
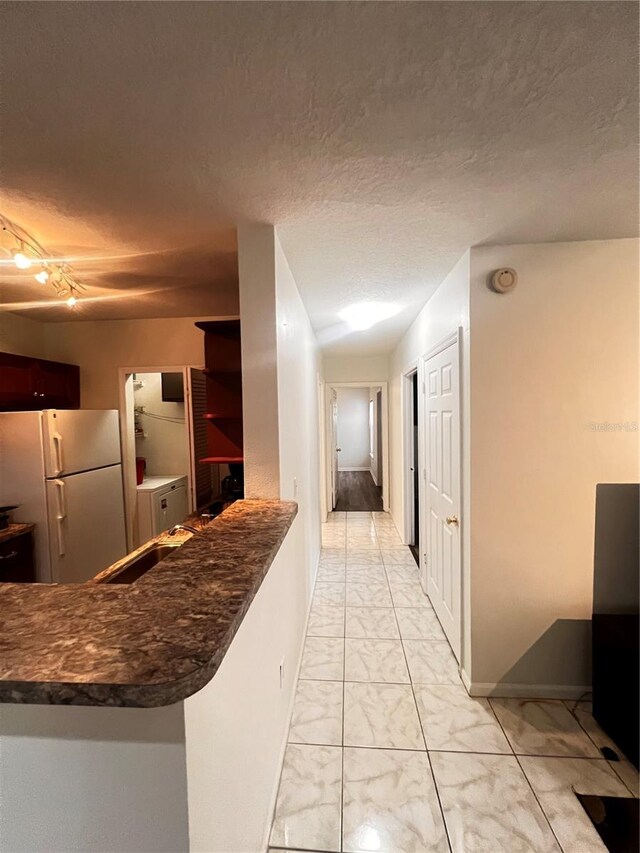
[0,499,310,853]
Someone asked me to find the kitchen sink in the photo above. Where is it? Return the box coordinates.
[100,543,180,584]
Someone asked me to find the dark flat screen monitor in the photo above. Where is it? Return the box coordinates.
[161,372,184,403]
[592,483,639,768]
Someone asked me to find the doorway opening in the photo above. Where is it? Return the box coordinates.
[119,366,215,551]
[403,367,421,565]
[325,382,389,513]
[410,371,420,564]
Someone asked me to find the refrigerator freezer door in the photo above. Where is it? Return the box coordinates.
[46,464,127,583]
[43,409,122,478]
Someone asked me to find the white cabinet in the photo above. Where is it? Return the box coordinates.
[136,476,189,545]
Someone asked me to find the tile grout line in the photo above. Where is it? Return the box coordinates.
[320,515,638,851]
[294,517,398,852]
[563,699,639,798]
[487,698,566,852]
[339,515,346,853]
[383,550,455,853]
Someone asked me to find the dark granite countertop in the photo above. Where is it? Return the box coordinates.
[0,523,35,545]
[0,500,297,708]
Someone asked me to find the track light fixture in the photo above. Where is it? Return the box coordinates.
[1,213,86,307]
[12,246,32,269]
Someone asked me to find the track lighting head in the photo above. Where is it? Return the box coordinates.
[12,248,32,269]
[2,214,87,306]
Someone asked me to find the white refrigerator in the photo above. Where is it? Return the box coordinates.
[0,409,127,583]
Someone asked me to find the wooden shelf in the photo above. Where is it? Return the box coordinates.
[203,413,242,421]
[196,318,243,469]
[202,368,241,377]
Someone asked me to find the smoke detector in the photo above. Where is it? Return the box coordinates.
[490,268,518,293]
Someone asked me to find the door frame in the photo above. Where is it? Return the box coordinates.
[401,360,420,547]
[420,328,464,660]
[329,388,339,510]
[323,381,390,513]
[118,365,199,552]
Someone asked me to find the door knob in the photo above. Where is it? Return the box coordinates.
[446,516,459,526]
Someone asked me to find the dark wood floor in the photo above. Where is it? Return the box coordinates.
[335,471,383,512]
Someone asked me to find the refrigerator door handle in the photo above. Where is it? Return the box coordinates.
[54,478,67,556]
[52,432,64,476]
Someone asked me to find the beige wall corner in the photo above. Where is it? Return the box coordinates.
[469,238,640,691]
[0,312,49,359]
[238,224,281,499]
[274,229,323,578]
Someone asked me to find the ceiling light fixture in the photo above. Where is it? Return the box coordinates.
[1,214,86,307]
[338,301,401,331]
[12,246,32,269]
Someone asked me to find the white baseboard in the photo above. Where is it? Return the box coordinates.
[338,466,370,472]
[460,667,472,694]
[464,678,591,700]
[389,511,403,539]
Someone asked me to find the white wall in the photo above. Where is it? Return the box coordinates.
[274,231,322,577]
[468,238,640,692]
[134,373,189,478]
[237,223,322,569]
[389,239,639,695]
[0,703,189,853]
[0,312,49,359]
[389,252,471,670]
[237,225,281,499]
[185,514,309,853]
[323,354,389,383]
[336,387,371,470]
[41,316,215,408]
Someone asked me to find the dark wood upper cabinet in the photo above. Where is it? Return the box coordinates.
[0,352,80,411]
[195,320,243,464]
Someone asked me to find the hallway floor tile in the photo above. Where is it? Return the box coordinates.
[269,511,639,853]
[490,698,601,758]
[342,747,448,853]
[289,680,343,746]
[343,681,424,749]
[345,606,399,639]
[519,756,631,853]
[344,637,410,683]
[430,751,561,853]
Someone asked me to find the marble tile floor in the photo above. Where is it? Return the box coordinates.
[270,511,638,853]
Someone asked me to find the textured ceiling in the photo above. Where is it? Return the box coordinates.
[0,2,637,351]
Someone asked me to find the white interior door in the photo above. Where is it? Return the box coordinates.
[330,389,339,510]
[423,341,462,661]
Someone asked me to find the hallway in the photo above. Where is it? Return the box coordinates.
[269,512,637,853]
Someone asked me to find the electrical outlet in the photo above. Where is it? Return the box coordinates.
[279,657,286,689]
[293,477,298,497]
